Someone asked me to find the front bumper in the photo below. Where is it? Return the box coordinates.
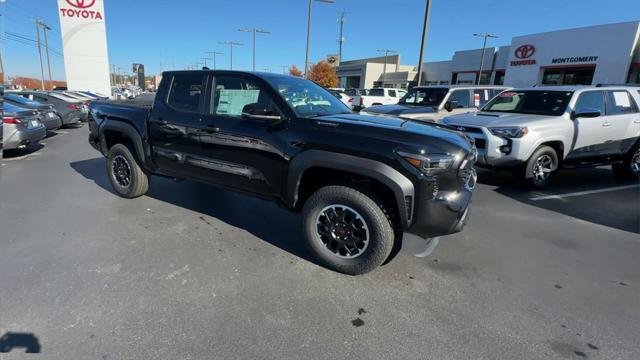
[405,185,473,239]
[447,124,528,167]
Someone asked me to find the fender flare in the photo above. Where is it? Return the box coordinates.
[287,150,415,228]
[98,120,145,162]
[526,137,569,160]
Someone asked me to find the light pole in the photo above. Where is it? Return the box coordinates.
[337,11,345,62]
[219,41,244,70]
[377,49,397,88]
[304,0,335,79]
[239,28,270,72]
[415,0,432,87]
[206,51,224,69]
[473,32,498,85]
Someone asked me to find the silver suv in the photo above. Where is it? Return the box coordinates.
[361,85,509,123]
[443,86,640,187]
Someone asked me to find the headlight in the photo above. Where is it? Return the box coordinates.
[489,127,528,138]
[398,151,457,176]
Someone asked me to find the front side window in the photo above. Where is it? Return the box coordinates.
[262,75,350,117]
[211,76,275,117]
[448,90,471,108]
[398,88,448,106]
[606,91,638,115]
[388,90,396,97]
[575,91,605,114]
[483,90,573,116]
[167,74,204,113]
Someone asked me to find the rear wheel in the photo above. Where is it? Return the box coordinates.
[302,185,394,275]
[107,144,149,198]
[612,144,640,179]
[520,146,558,188]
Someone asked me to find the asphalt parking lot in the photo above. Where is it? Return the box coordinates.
[0,124,638,359]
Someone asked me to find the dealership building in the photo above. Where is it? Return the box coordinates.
[336,21,640,89]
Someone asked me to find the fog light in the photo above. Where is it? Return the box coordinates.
[499,145,511,154]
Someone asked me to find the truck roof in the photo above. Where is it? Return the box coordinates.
[507,85,639,92]
[161,70,292,81]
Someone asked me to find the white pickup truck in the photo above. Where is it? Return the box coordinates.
[443,86,640,187]
[352,88,407,111]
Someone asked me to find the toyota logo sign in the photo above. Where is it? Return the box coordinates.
[514,44,535,59]
[65,0,95,8]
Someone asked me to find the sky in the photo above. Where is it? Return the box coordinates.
[2,0,640,81]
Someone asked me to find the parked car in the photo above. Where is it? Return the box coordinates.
[443,86,640,187]
[9,91,85,125]
[2,102,47,150]
[361,85,509,123]
[78,91,109,100]
[352,88,407,111]
[66,90,101,101]
[329,89,353,109]
[88,70,477,275]
[345,88,369,97]
[3,93,62,131]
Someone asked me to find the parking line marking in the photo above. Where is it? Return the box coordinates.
[530,184,640,201]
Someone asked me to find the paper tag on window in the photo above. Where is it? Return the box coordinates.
[613,92,631,107]
[474,93,481,107]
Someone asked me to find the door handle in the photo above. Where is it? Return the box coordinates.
[153,118,168,125]
[601,122,612,127]
[316,120,339,128]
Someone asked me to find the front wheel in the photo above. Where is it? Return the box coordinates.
[107,144,149,198]
[302,185,394,275]
[520,146,558,188]
[612,145,640,179]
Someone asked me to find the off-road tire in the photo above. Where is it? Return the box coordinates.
[519,145,558,189]
[302,185,394,275]
[612,142,640,179]
[107,143,149,198]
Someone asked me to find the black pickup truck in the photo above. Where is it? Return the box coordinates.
[88,71,477,274]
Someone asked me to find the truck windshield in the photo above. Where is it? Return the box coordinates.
[482,90,573,116]
[399,88,448,106]
[264,76,351,117]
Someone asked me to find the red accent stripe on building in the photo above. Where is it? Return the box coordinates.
[540,64,597,70]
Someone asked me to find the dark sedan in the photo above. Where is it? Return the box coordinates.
[9,91,85,125]
[4,93,62,131]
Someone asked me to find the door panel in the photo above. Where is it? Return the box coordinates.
[199,74,288,197]
[570,90,612,158]
[149,73,207,177]
[604,90,640,154]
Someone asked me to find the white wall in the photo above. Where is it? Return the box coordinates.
[57,0,111,95]
[504,21,640,87]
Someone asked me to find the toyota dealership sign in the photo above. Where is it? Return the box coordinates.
[57,0,111,96]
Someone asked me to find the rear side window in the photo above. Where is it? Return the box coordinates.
[449,90,471,108]
[369,88,384,97]
[606,90,638,115]
[167,74,204,113]
[575,91,605,114]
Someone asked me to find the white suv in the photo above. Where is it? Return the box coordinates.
[443,86,640,187]
[352,88,407,110]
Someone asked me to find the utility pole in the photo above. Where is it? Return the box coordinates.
[337,11,345,62]
[34,19,46,90]
[219,41,243,70]
[200,57,212,68]
[239,28,270,72]
[206,51,224,69]
[377,49,397,88]
[281,65,288,75]
[415,0,432,87]
[305,0,335,79]
[473,33,498,85]
[38,20,53,87]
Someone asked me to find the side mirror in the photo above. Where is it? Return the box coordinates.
[572,108,601,120]
[444,100,458,112]
[241,103,281,122]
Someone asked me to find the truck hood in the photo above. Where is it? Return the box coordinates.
[443,111,556,127]
[362,104,438,117]
[313,113,471,150]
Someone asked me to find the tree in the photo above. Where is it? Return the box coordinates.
[307,61,339,88]
[289,65,303,77]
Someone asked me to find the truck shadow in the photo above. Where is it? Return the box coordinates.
[478,167,640,234]
[70,157,316,263]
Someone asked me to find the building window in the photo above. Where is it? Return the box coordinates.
[542,67,595,86]
[494,71,505,85]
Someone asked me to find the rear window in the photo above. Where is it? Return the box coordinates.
[167,74,204,113]
[368,88,384,97]
[483,90,573,116]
